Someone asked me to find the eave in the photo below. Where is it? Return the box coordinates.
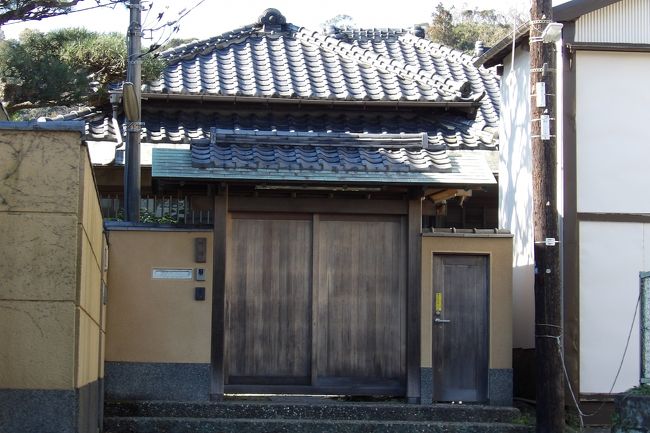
[554,0,623,22]
[141,92,481,111]
[473,23,529,69]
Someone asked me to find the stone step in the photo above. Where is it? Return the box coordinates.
[105,400,522,423]
[103,416,535,433]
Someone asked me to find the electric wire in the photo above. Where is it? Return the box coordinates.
[140,1,154,31]
[557,290,642,430]
[139,0,206,58]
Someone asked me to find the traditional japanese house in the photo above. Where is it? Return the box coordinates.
[70,8,513,405]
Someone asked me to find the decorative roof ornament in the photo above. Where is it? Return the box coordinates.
[259,8,286,32]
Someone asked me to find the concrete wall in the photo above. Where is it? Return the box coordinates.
[104,229,213,400]
[0,122,106,433]
[421,233,513,404]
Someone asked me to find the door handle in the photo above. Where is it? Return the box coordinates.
[434,318,451,324]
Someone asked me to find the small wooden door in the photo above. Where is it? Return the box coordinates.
[432,254,488,402]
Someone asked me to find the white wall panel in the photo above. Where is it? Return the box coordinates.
[576,0,650,44]
[576,51,650,214]
[580,221,644,393]
[499,47,535,348]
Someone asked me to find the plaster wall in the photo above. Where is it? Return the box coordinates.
[498,46,535,349]
[0,301,76,389]
[576,51,650,214]
[77,154,106,388]
[579,221,648,393]
[0,123,105,433]
[105,230,213,363]
[0,129,81,389]
[420,234,513,370]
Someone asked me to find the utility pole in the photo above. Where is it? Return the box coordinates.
[530,1,564,432]
[124,0,142,222]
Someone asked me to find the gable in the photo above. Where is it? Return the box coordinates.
[575,0,650,43]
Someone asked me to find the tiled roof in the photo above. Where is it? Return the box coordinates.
[85,110,498,151]
[149,9,500,127]
[153,146,496,186]
[193,129,450,172]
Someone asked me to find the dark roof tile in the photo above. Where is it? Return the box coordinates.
[148,10,499,121]
[81,110,497,152]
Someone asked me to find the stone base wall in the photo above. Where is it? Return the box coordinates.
[0,381,102,433]
[420,367,512,406]
[105,362,211,401]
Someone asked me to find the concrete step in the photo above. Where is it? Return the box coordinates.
[105,400,523,423]
[103,416,535,433]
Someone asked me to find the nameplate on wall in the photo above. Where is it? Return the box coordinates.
[152,268,193,280]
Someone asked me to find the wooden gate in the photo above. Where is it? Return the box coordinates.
[224,212,407,394]
[431,254,488,402]
[226,214,313,386]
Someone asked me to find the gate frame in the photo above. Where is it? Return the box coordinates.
[209,184,423,402]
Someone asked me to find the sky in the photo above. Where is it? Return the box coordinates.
[1,0,570,43]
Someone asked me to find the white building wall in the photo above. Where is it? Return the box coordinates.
[579,221,646,393]
[576,51,650,214]
[576,49,650,393]
[499,46,535,349]
[575,0,650,44]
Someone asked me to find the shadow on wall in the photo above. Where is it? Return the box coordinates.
[499,54,535,351]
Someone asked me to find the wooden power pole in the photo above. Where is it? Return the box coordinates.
[124,0,142,222]
[529,0,565,432]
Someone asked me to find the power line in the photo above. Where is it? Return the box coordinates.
[139,0,206,57]
[145,0,206,33]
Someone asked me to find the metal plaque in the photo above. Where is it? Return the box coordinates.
[540,114,551,140]
[536,82,546,107]
[152,268,193,280]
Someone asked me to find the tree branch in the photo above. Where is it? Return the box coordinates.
[0,1,122,26]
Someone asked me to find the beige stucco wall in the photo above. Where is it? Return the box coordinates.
[0,125,105,391]
[105,230,213,363]
[421,234,513,369]
[77,153,106,388]
[0,301,76,389]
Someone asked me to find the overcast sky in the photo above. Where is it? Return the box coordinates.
[1,0,571,42]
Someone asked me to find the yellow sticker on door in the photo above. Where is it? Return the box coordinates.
[435,292,442,313]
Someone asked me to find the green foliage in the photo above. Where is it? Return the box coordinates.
[0,27,165,113]
[428,3,455,47]
[139,209,178,224]
[0,1,121,26]
[629,384,650,395]
[427,2,516,54]
[105,208,179,224]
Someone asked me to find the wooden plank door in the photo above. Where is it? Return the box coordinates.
[315,215,407,392]
[225,214,313,385]
[432,254,488,402]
